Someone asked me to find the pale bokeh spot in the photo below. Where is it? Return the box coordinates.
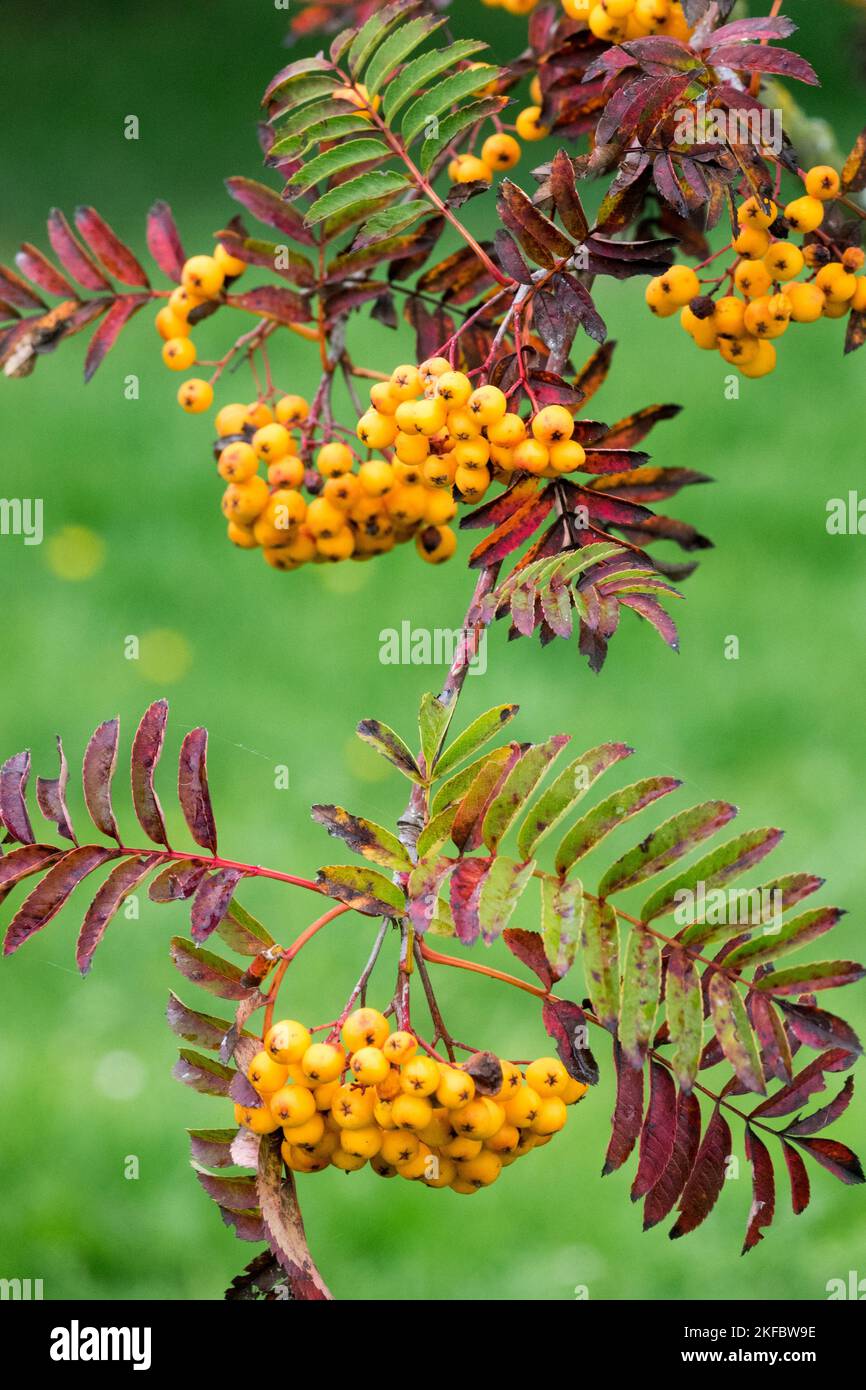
[46,525,106,581]
[319,560,370,595]
[94,1050,146,1101]
[137,629,193,683]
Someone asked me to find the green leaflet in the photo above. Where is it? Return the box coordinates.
[482,734,570,852]
[477,855,536,944]
[348,0,421,76]
[640,826,783,922]
[416,804,458,859]
[310,804,411,872]
[401,65,500,147]
[420,96,508,172]
[418,693,452,774]
[356,718,422,783]
[753,960,865,995]
[364,14,446,97]
[383,39,488,122]
[598,800,737,899]
[665,949,703,1092]
[517,741,633,861]
[433,703,518,782]
[540,875,583,982]
[217,899,275,956]
[678,871,824,950]
[353,201,431,249]
[273,97,351,141]
[306,171,409,227]
[269,74,340,117]
[708,973,765,1094]
[288,139,389,194]
[316,864,406,918]
[618,927,661,1068]
[270,114,373,160]
[580,896,619,1031]
[554,776,681,877]
[722,906,844,971]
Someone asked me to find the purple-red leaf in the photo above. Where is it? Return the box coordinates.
[228,285,309,325]
[15,244,78,299]
[191,868,244,945]
[170,936,250,1000]
[225,176,317,246]
[542,997,598,1086]
[167,991,232,1051]
[790,1137,865,1186]
[178,728,218,855]
[705,44,818,85]
[256,1133,333,1298]
[130,700,170,848]
[781,1139,811,1214]
[549,149,589,243]
[777,1000,862,1057]
[146,201,186,283]
[502,927,554,989]
[3,845,118,956]
[742,1127,775,1254]
[1,752,35,845]
[631,1060,677,1201]
[76,852,164,974]
[643,1089,701,1230]
[74,207,150,286]
[785,1076,855,1138]
[0,844,62,907]
[449,857,490,946]
[751,1048,854,1119]
[35,736,76,844]
[149,859,208,902]
[0,263,47,312]
[47,209,112,291]
[603,1040,645,1175]
[669,1105,731,1239]
[84,295,149,382]
[82,718,121,844]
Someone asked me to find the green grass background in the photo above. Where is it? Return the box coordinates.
[0,0,864,1301]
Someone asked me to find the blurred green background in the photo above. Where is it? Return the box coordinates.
[1,0,864,1302]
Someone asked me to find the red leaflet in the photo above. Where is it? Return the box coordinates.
[502,927,555,990]
[467,492,555,569]
[643,1089,701,1230]
[82,718,121,844]
[449,856,490,945]
[191,868,245,944]
[84,295,149,382]
[670,1104,732,1239]
[542,996,598,1086]
[742,1127,775,1254]
[704,44,819,86]
[146,201,186,283]
[36,736,76,844]
[76,853,164,974]
[751,1048,854,1119]
[0,844,62,907]
[225,176,317,247]
[178,728,218,855]
[631,1060,677,1200]
[169,936,248,1001]
[3,845,118,956]
[74,207,150,286]
[0,262,46,312]
[603,1040,645,1176]
[747,991,793,1084]
[149,860,209,903]
[777,1000,862,1057]
[0,750,35,844]
[790,1138,865,1186]
[166,991,231,1051]
[781,1139,811,1215]
[784,1076,855,1139]
[130,700,170,849]
[229,286,310,325]
[549,149,589,243]
[47,208,111,291]
[15,244,78,299]
[256,1135,333,1299]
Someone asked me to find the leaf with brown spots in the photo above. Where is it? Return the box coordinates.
[130,700,170,848]
[543,996,598,1086]
[178,728,218,856]
[82,718,122,845]
[0,751,35,845]
[311,804,410,872]
[256,1133,333,1298]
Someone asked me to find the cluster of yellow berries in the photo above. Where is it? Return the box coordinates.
[356,357,587,512]
[480,0,689,35]
[235,1008,587,1192]
[154,246,248,414]
[646,171,866,378]
[448,132,523,186]
[560,0,690,40]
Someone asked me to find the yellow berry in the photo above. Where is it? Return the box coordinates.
[248,1050,289,1094]
[738,196,777,230]
[526,1056,570,1098]
[155,306,188,341]
[214,242,246,278]
[181,254,224,298]
[531,404,574,444]
[763,242,804,282]
[234,1103,280,1134]
[177,378,213,413]
[270,1085,317,1127]
[515,106,550,142]
[252,422,292,461]
[391,1094,434,1131]
[218,441,258,483]
[331,1083,377,1129]
[275,395,309,426]
[301,1043,345,1084]
[481,133,521,170]
[783,281,825,323]
[784,195,824,234]
[805,165,841,201]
